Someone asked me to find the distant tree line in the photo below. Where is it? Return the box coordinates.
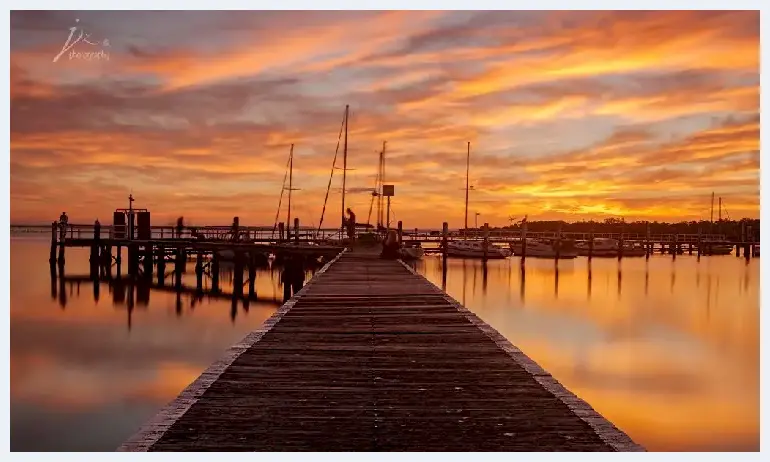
[486,218,760,238]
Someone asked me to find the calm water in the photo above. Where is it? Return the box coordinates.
[414,254,759,451]
[10,237,759,451]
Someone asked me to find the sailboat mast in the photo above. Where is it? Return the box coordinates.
[376,145,382,228]
[381,141,386,228]
[287,144,294,232]
[718,197,722,221]
[464,141,470,238]
[341,104,349,229]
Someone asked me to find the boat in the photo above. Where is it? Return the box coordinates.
[447,240,510,259]
[575,238,646,257]
[509,238,578,259]
[400,242,425,260]
[445,142,512,259]
[700,241,734,255]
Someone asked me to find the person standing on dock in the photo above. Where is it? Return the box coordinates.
[58,212,68,240]
[176,217,184,239]
[345,208,356,242]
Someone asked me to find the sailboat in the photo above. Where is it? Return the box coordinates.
[446,142,510,259]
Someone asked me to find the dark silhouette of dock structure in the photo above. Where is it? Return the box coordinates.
[119,248,644,452]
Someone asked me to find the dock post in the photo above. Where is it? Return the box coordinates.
[645,222,651,259]
[736,243,741,257]
[233,251,244,298]
[278,222,285,243]
[397,221,403,245]
[441,222,448,289]
[90,220,101,280]
[49,222,57,269]
[294,218,299,244]
[697,227,702,258]
[588,227,594,260]
[116,245,122,279]
[157,245,165,286]
[618,229,624,260]
[143,245,153,280]
[211,251,220,293]
[57,229,66,273]
[173,246,184,288]
[521,221,528,265]
[482,223,489,262]
[555,222,562,261]
[248,253,257,300]
[195,251,203,292]
[128,243,138,278]
[672,234,678,259]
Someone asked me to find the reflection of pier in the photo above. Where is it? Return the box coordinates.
[52,272,285,330]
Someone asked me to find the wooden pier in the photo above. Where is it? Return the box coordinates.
[119,248,644,452]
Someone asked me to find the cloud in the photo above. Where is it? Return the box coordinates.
[9,11,759,225]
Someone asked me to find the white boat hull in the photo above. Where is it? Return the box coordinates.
[400,247,425,260]
[447,241,510,259]
[510,239,577,259]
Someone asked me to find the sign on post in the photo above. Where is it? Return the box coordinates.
[383,185,395,196]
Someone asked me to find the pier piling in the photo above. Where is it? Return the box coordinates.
[49,222,58,268]
[89,220,100,280]
[195,251,203,292]
[143,245,153,280]
[248,254,257,300]
[157,246,166,286]
[483,222,489,262]
[211,252,220,293]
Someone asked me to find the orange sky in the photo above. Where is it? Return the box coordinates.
[9,11,759,227]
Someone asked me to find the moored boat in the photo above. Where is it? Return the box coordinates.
[700,241,734,255]
[400,242,425,260]
[575,238,646,257]
[509,238,578,259]
[447,240,510,259]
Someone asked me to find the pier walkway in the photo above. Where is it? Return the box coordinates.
[119,248,643,451]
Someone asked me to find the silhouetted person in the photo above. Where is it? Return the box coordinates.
[346,208,356,242]
[380,230,400,259]
[176,216,184,239]
[59,212,68,239]
[231,217,240,242]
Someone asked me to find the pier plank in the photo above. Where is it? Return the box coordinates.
[120,250,643,452]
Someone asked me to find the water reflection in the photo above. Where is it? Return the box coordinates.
[10,238,295,451]
[418,254,759,451]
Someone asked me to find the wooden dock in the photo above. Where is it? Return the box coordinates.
[119,248,643,451]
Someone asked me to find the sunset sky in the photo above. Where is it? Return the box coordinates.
[10,10,759,227]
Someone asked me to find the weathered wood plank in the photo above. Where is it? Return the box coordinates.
[120,250,644,452]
